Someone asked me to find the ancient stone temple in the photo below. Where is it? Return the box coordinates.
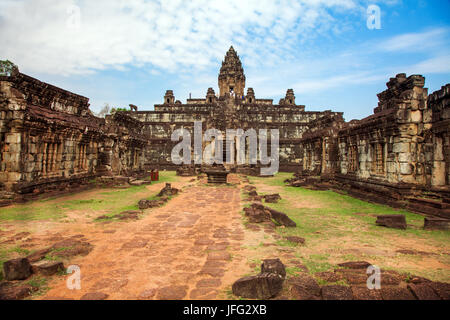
[127,47,341,174]
[0,47,449,217]
[0,70,147,204]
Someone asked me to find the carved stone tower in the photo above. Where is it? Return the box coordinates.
[245,88,255,104]
[206,87,216,104]
[285,89,296,105]
[218,46,246,98]
[164,90,175,104]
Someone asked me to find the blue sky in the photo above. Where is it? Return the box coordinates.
[0,0,449,120]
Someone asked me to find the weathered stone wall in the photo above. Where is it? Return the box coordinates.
[293,73,449,216]
[124,96,341,171]
[428,84,450,186]
[0,72,147,202]
[334,74,433,187]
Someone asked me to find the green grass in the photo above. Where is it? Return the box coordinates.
[315,278,349,286]
[26,276,49,297]
[0,171,178,222]
[247,173,450,282]
[286,266,304,277]
[303,259,334,274]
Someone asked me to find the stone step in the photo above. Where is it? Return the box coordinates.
[407,197,449,209]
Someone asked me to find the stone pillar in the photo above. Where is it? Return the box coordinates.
[377,74,428,184]
[432,136,445,186]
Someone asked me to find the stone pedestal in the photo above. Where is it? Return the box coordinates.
[205,170,229,184]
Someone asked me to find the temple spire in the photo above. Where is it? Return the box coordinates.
[218,46,245,97]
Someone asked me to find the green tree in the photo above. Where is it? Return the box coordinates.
[110,107,129,114]
[0,60,18,76]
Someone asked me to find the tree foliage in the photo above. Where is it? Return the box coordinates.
[110,107,130,114]
[0,60,18,76]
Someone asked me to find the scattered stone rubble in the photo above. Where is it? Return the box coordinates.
[376,214,407,230]
[157,183,179,197]
[230,253,450,300]
[243,203,296,227]
[242,185,282,204]
[176,165,198,177]
[232,259,286,299]
[138,184,179,210]
[263,194,281,203]
[0,237,94,300]
[3,258,32,281]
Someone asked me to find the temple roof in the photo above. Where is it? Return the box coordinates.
[219,46,245,80]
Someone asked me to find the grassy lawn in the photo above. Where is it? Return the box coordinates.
[0,171,179,278]
[247,173,450,282]
[0,171,178,222]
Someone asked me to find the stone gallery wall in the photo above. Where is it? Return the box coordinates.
[0,72,147,203]
[295,73,449,216]
[428,84,450,186]
[124,93,342,171]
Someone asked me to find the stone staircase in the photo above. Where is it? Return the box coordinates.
[406,196,450,219]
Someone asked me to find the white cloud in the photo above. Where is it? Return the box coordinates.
[292,73,385,94]
[406,55,450,74]
[0,0,362,75]
[378,28,449,52]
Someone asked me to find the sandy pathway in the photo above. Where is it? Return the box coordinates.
[40,183,245,300]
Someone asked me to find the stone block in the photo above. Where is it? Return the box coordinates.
[290,274,321,300]
[5,133,21,144]
[424,217,449,231]
[410,110,422,123]
[400,162,413,175]
[321,285,353,300]
[376,214,407,229]
[232,273,284,299]
[423,109,432,123]
[3,258,32,280]
[393,143,409,153]
[31,261,64,276]
[261,259,286,279]
[398,153,412,162]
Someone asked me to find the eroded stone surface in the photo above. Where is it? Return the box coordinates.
[157,285,188,300]
[232,273,284,300]
[260,259,286,279]
[321,285,353,300]
[289,274,321,300]
[3,258,32,281]
[80,292,109,300]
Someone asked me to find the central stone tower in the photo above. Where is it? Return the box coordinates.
[218,46,246,98]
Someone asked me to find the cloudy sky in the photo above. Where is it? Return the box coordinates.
[1,0,449,120]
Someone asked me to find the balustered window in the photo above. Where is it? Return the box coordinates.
[78,144,87,169]
[371,143,385,174]
[42,142,61,173]
[348,145,358,173]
